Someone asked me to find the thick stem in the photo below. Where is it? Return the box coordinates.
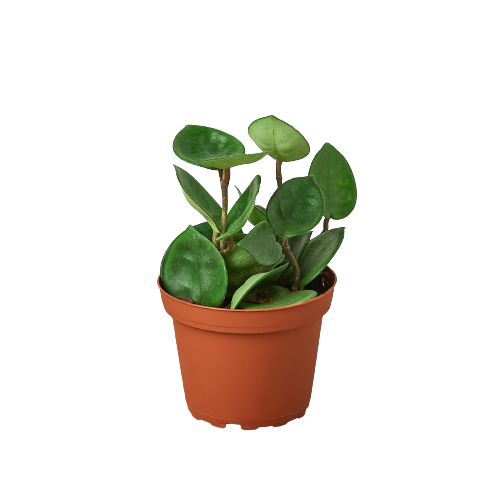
[212,230,220,249]
[219,169,230,246]
[223,236,233,256]
[219,168,230,254]
[276,159,283,187]
[281,238,300,292]
[322,217,330,233]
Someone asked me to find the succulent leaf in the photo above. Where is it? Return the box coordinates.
[203,152,269,170]
[237,285,317,310]
[238,221,283,266]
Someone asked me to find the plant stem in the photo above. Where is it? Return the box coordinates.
[223,236,233,256]
[212,230,220,249]
[219,168,230,254]
[276,159,283,187]
[281,237,300,292]
[322,217,330,233]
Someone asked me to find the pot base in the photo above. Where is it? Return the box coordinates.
[189,406,307,430]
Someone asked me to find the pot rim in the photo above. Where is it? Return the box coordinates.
[157,267,337,313]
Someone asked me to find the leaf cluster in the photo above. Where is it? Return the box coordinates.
[160,116,356,309]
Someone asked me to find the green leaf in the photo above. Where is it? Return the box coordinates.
[298,227,345,287]
[238,221,283,266]
[277,231,312,286]
[266,176,324,238]
[194,221,244,242]
[309,143,357,220]
[173,125,245,170]
[248,115,310,162]
[224,245,266,295]
[216,175,261,241]
[235,186,267,225]
[160,226,228,307]
[249,205,267,225]
[174,165,222,232]
[172,125,268,170]
[193,222,214,240]
[203,152,269,170]
[238,285,317,310]
[230,265,289,309]
[232,231,246,243]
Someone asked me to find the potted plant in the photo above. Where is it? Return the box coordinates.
[158,115,357,429]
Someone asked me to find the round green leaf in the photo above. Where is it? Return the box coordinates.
[230,265,289,309]
[266,176,324,238]
[216,175,261,241]
[174,165,222,232]
[238,286,317,310]
[309,143,357,220]
[298,227,345,287]
[248,115,310,162]
[238,221,283,266]
[160,225,228,307]
[173,125,245,170]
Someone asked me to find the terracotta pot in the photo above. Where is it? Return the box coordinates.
[158,267,337,430]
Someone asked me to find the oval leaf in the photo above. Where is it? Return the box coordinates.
[266,176,324,238]
[216,175,261,241]
[238,286,317,310]
[248,115,310,162]
[298,227,345,287]
[235,186,267,225]
[174,165,222,232]
[160,225,228,307]
[173,125,245,170]
[230,265,289,309]
[203,152,269,170]
[309,143,357,220]
[238,221,283,266]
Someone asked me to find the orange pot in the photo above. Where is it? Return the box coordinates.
[158,268,337,430]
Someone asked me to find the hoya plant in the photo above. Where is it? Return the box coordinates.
[160,116,357,310]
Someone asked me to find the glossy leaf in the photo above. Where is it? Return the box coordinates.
[174,165,222,232]
[298,227,345,287]
[309,143,357,219]
[216,175,261,241]
[249,205,267,225]
[193,221,213,240]
[173,125,245,170]
[277,231,312,286]
[248,115,310,162]
[172,125,267,170]
[230,265,289,309]
[224,245,265,295]
[238,221,283,266]
[160,225,228,307]
[203,152,269,170]
[238,286,317,310]
[266,176,324,238]
[235,186,267,225]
